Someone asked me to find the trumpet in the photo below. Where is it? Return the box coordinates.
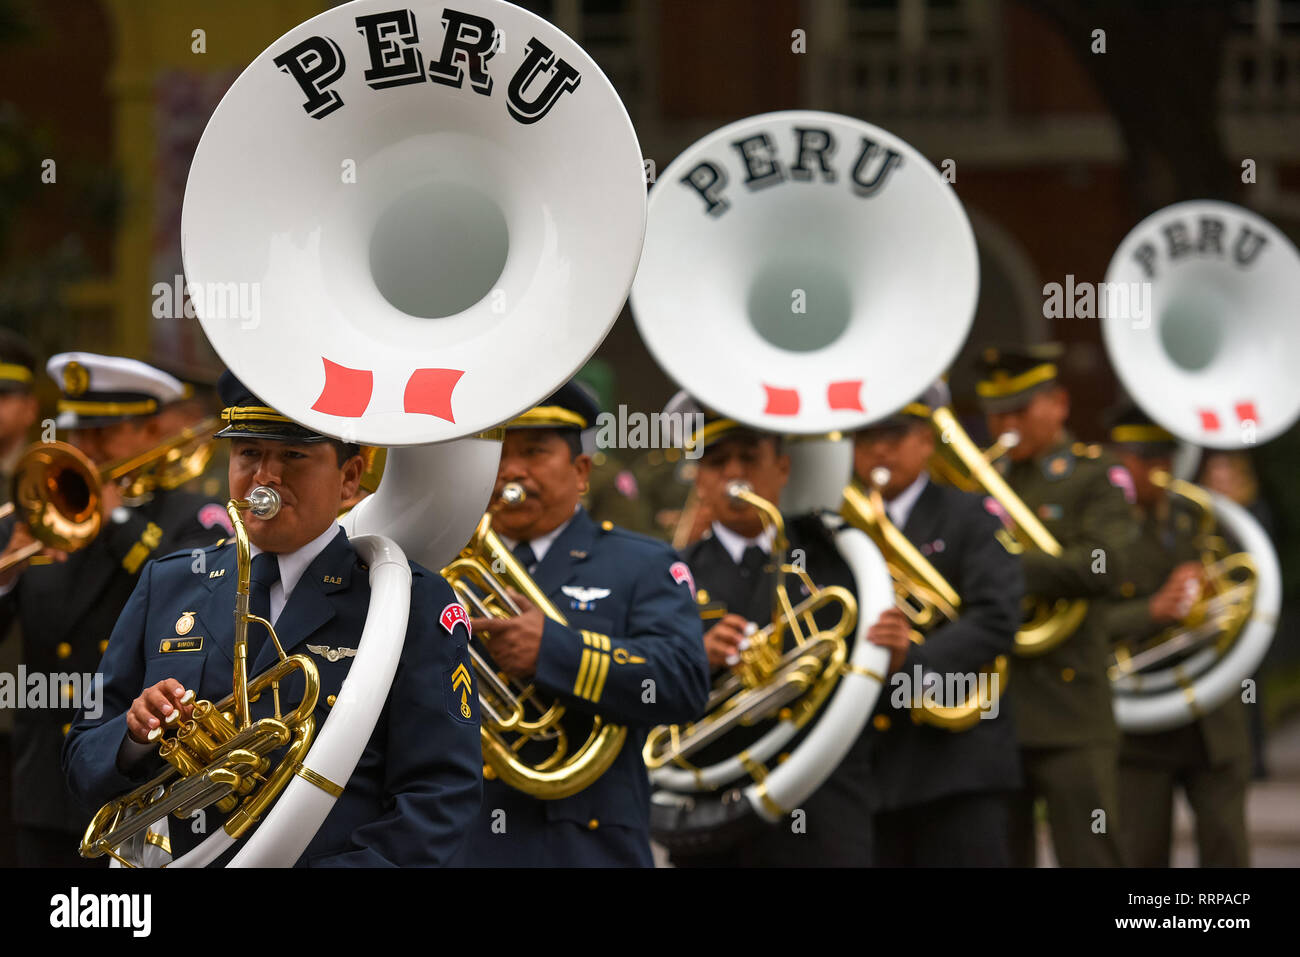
[926,407,1087,656]
[840,467,1007,731]
[0,416,219,574]
[440,481,627,799]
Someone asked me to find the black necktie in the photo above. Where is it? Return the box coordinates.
[247,552,280,662]
[512,541,538,574]
[740,545,768,576]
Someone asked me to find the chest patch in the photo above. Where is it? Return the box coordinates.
[159,637,203,654]
[562,585,610,611]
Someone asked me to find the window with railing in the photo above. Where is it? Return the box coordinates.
[817,0,999,119]
[1221,0,1300,113]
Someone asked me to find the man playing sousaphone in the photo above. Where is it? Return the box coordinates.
[62,372,483,866]
[1105,403,1252,867]
[850,382,1024,867]
[456,382,708,867]
[668,399,870,867]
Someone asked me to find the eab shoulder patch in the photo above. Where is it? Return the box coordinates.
[669,561,696,599]
[1108,465,1137,504]
[444,655,478,726]
[439,601,470,637]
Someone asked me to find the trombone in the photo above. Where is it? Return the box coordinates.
[0,416,219,574]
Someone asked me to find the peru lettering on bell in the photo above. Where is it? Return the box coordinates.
[273,6,581,124]
[1128,213,1270,280]
[680,126,906,217]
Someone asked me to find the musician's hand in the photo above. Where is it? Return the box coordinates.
[100,479,124,519]
[703,613,750,669]
[867,607,913,673]
[125,680,194,744]
[470,587,545,679]
[0,523,67,589]
[1148,561,1204,625]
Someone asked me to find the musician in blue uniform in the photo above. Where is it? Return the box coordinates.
[62,372,483,866]
[851,384,1024,866]
[665,400,871,867]
[0,353,228,867]
[457,382,709,867]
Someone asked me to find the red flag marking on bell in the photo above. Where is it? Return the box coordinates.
[763,385,800,416]
[311,358,373,417]
[405,368,464,422]
[1198,409,1220,432]
[1235,401,1258,423]
[827,380,864,411]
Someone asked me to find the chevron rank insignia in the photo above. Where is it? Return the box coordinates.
[562,585,610,611]
[306,644,356,663]
[445,658,477,724]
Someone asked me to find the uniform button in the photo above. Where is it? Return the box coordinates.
[326,695,337,707]
[483,765,497,781]
[1060,667,1075,682]
[61,723,71,736]
[587,818,599,830]
[872,715,891,731]
[56,642,72,659]
[99,639,109,654]
[696,589,710,604]
[601,521,614,531]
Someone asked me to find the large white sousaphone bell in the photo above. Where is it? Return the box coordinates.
[1102,200,1295,732]
[631,110,979,851]
[141,0,646,866]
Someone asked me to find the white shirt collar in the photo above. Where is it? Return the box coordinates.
[498,505,580,565]
[885,473,929,530]
[249,522,342,624]
[710,520,777,566]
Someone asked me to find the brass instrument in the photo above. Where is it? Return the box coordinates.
[0,417,219,574]
[1108,471,1258,683]
[643,481,858,777]
[440,482,627,799]
[841,468,1007,731]
[80,486,322,866]
[927,405,1088,657]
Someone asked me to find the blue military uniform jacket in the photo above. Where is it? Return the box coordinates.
[62,527,484,867]
[458,507,709,867]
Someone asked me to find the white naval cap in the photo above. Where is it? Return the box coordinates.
[48,352,186,429]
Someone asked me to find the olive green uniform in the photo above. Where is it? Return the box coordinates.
[584,449,655,535]
[1001,435,1137,866]
[1110,501,1252,867]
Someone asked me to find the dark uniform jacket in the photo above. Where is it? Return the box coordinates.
[1000,436,1137,748]
[458,507,708,867]
[866,480,1024,811]
[1107,500,1251,767]
[62,528,484,866]
[671,512,871,866]
[0,488,227,832]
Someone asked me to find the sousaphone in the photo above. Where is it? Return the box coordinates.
[86,0,644,866]
[631,110,978,850]
[1101,200,1295,731]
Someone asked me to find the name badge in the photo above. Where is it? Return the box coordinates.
[159,637,204,654]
